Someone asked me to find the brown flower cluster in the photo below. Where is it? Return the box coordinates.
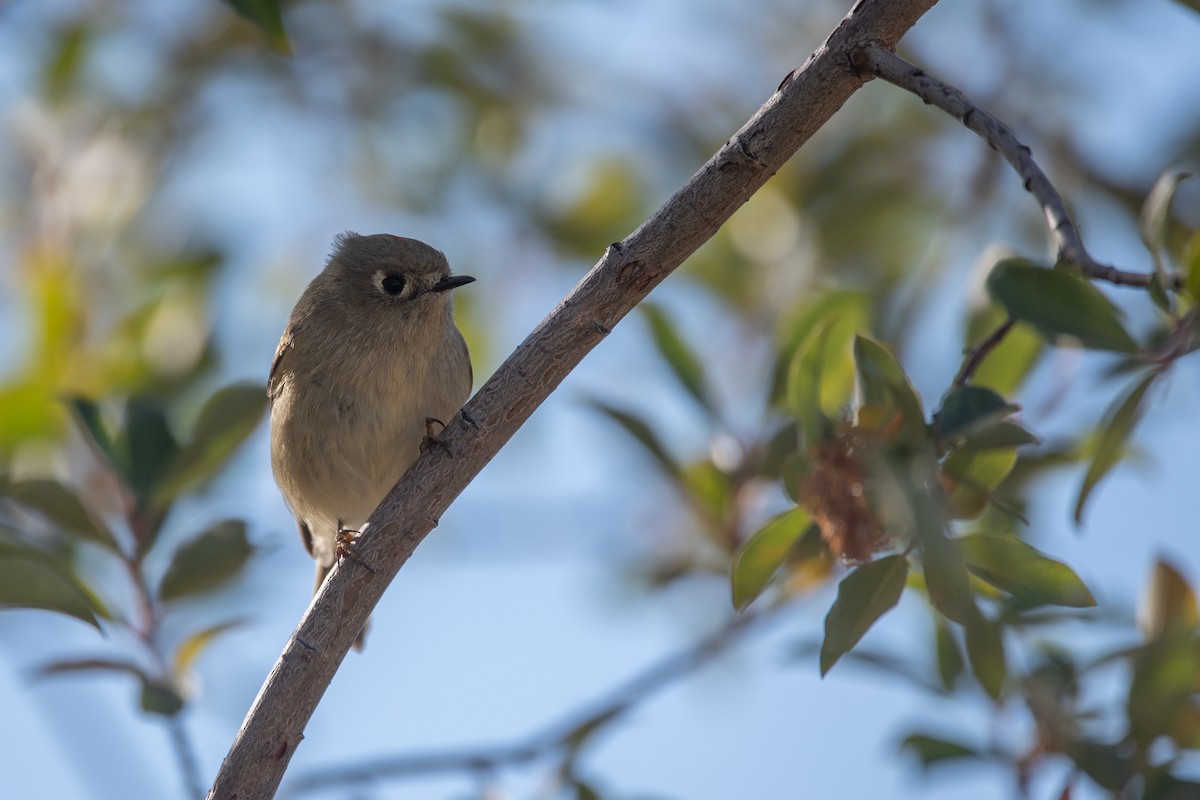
[801,431,889,563]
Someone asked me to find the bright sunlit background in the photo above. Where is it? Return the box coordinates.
[2,1,1199,798]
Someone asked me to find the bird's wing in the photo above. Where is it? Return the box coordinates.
[267,322,300,403]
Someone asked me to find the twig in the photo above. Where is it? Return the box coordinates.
[954,315,1016,387]
[207,3,940,797]
[851,45,1181,291]
[168,716,206,800]
[284,611,773,796]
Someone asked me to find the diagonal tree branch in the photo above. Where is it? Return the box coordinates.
[851,44,1181,290]
[285,610,773,796]
[207,2,939,797]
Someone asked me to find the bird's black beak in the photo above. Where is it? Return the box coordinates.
[431,275,476,292]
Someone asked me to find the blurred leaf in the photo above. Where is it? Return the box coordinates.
[155,383,268,504]
[899,733,982,768]
[1145,776,1200,800]
[42,21,89,103]
[965,308,1044,395]
[853,335,926,436]
[641,305,714,419]
[65,396,123,472]
[956,534,1095,609]
[1127,633,1199,747]
[571,780,603,800]
[1184,229,1200,305]
[35,658,144,680]
[0,556,103,628]
[964,610,1007,700]
[935,617,964,691]
[1066,741,1129,791]
[935,386,1018,444]
[681,460,732,534]
[1139,168,1191,277]
[1141,558,1198,638]
[820,554,908,675]
[775,291,869,412]
[586,400,680,480]
[922,529,974,625]
[122,397,179,508]
[546,159,644,255]
[787,310,863,446]
[140,678,185,716]
[1074,371,1159,524]
[224,0,291,54]
[960,420,1038,450]
[6,479,119,552]
[158,520,253,602]
[731,510,812,610]
[940,447,1018,519]
[986,259,1138,353]
[174,619,247,682]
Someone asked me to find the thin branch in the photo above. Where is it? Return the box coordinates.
[207,2,939,797]
[168,716,206,800]
[284,611,773,796]
[954,315,1016,387]
[851,44,1181,291]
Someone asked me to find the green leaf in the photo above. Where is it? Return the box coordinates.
[940,447,1018,519]
[935,618,964,691]
[960,420,1038,450]
[0,556,103,628]
[964,309,1044,395]
[1066,741,1130,791]
[224,0,291,54]
[1139,168,1191,277]
[122,397,179,508]
[681,460,732,536]
[1127,634,1199,747]
[956,534,1095,608]
[65,396,123,473]
[935,386,1018,444]
[641,305,714,419]
[1141,558,1198,638]
[772,291,870,402]
[899,733,981,768]
[155,383,268,504]
[964,610,1007,700]
[783,295,869,443]
[731,509,812,610]
[174,619,247,682]
[921,529,974,624]
[1183,229,1200,305]
[986,259,1138,353]
[853,335,925,434]
[158,520,253,602]
[1074,371,1159,523]
[7,479,119,551]
[820,555,908,675]
[35,658,145,680]
[586,400,680,480]
[140,678,185,716]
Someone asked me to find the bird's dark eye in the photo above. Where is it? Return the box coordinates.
[380,273,406,296]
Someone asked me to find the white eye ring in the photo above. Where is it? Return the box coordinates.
[373,270,407,297]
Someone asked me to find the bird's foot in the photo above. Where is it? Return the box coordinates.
[335,527,371,570]
[420,416,452,454]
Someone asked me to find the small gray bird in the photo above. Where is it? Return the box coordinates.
[268,233,474,645]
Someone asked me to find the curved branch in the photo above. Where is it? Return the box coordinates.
[285,611,772,796]
[954,315,1016,387]
[207,2,939,797]
[852,44,1180,290]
